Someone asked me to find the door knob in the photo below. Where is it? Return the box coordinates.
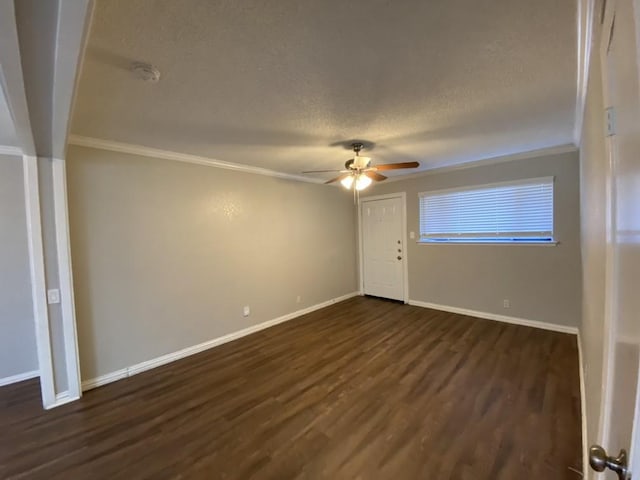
[589,445,628,479]
[397,256,402,260]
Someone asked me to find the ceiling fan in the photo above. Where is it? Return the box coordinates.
[302,143,420,191]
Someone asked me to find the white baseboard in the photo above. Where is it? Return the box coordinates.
[407,299,579,335]
[81,368,128,390]
[578,331,588,478]
[82,291,360,391]
[0,369,39,387]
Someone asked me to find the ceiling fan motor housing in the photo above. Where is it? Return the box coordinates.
[351,157,372,169]
[346,143,371,170]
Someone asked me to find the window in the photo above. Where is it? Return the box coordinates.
[418,177,554,244]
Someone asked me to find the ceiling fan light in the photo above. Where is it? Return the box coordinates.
[341,175,354,189]
[355,174,372,191]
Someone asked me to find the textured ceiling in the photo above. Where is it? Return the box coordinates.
[0,81,17,147]
[71,0,577,178]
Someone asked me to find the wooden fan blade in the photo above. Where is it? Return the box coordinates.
[364,171,388,182]
[374,162,420,171]
[302,169,342,173]
[325,173,351,184]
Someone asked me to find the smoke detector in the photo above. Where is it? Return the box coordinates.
[131,62,161,82]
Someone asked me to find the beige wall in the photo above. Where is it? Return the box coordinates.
[0,155,38,379]
[579,38,607,450]
[66,146,358,381]
[363,151,582,327]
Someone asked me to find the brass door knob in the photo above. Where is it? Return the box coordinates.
[589,445,628,479]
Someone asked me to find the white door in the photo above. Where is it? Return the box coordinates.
[361,196,405,301]
[592,1,640,478]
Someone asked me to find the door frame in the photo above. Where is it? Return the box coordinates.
[597,0,640,470]
[23,155,56,407]
[22,156,83,408]
[597,0,619,451]
[357,192,409,304]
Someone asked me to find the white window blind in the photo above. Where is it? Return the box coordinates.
[419,177,554,243]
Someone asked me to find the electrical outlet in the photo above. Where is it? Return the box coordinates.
[47,289,60,305]
[409,231,416,240]
[503,299,510,308]
[296,295,301,303]
[243,306,250,317]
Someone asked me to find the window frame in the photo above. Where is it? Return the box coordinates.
[417,177,557,246]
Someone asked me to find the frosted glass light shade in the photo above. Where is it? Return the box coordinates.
[340,173,372,191]
[355,174,372,190]
[341,175,354,189]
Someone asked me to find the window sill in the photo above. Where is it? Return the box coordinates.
[417,240,559,246]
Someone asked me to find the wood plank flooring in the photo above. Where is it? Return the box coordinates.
[0,296,582,479]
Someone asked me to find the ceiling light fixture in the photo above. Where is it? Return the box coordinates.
[301,142,420,202]
[340,175,355,189]
[339,144,373,192]
[340,173,372,191]
[355,174,372,191]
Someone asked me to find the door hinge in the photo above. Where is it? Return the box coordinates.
[606,107,617,136]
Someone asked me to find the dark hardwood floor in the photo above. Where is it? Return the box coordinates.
[0,296,582,479]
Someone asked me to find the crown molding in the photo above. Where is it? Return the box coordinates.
[67,136,577,186]
[0,145,22,156]
[67,135,324,184]
[383,143,578,183]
